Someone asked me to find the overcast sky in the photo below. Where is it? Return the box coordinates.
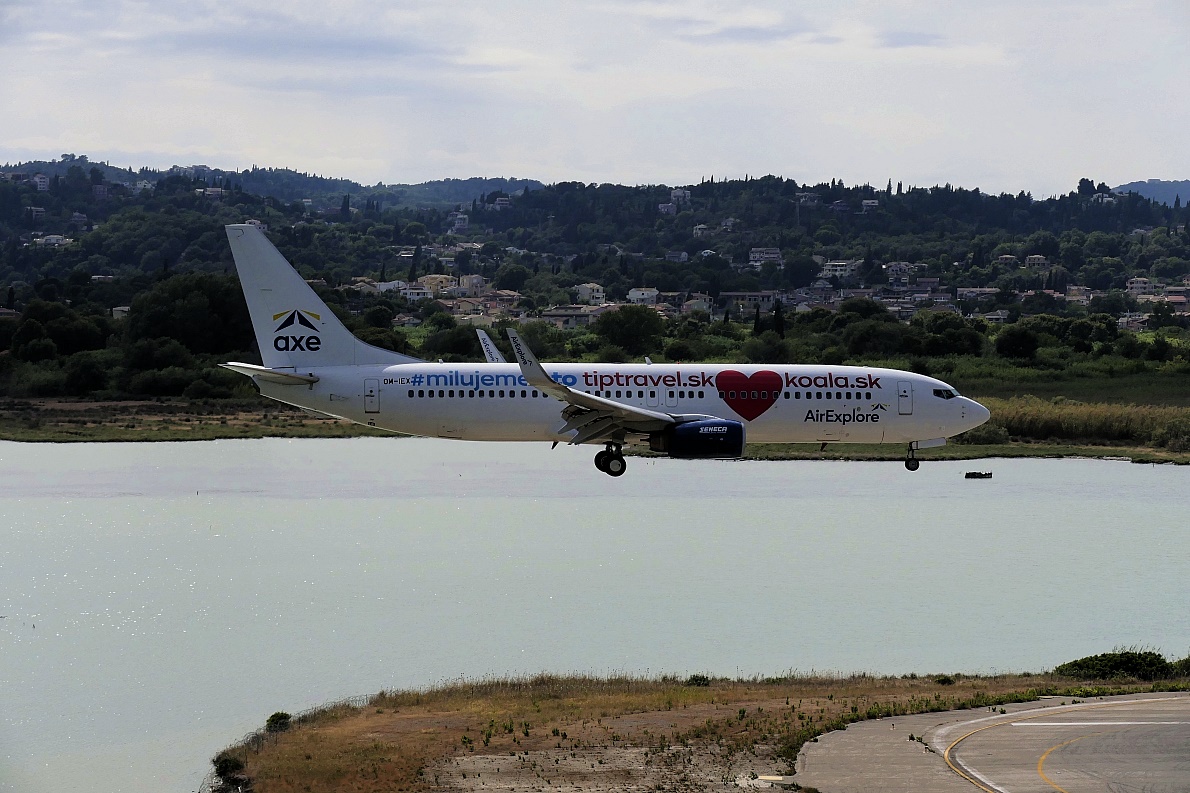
[2,0,1186,196]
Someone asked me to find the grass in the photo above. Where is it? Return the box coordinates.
[222,672,1190,793]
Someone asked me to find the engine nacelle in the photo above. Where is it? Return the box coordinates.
[650,420,746,459]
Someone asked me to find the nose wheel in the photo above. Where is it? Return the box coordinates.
[594,444,627,477]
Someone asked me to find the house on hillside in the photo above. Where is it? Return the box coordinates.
[627,287,659,305]
[576,282,605,304]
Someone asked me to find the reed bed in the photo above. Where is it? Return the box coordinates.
[981,396,1190,445]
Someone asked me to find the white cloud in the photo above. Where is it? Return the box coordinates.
[1,0,1188,194]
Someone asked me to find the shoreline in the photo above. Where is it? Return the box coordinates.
[210,673,1190,793]
[2,399,1188,464]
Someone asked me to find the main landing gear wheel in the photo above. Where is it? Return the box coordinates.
[904,458,920,472]
[594,444,627,477]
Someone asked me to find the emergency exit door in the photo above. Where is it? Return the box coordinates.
[897,380,913,415]
[364,378,380,413]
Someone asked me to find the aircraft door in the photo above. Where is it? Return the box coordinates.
[364,378,380,413]
[646,389,659,407]
[664,389,678,408]
[897,380,913,415]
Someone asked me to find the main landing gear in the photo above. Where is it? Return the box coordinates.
[594,443,627,477]
[904,446,921,472]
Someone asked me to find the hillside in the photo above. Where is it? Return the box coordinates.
[1,156,542,209]
[1113,179,1190,207]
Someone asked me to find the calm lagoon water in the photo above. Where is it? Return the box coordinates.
[1,438,1188,793]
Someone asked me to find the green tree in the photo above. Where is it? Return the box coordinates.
[995,325,1039,359]
[593,305,664,355]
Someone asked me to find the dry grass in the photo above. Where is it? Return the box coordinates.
[229,672,1155,793]
[981,396,1190,443]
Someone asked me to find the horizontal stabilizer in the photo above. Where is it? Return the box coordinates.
[220,362,320,385]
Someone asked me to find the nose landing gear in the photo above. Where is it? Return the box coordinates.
[594,443,627,477]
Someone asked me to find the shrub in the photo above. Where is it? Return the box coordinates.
[1152,418,1190,451]
[1053,650,1172,681]
[954,422,1010,445]
[265,711,292,733]
[128,366,198,396]
[211,751,244,779]
[685,674,711,687]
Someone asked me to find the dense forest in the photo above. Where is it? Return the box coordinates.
[1,159,1189,409]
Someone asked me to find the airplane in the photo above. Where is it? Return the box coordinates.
[221,224,992,476]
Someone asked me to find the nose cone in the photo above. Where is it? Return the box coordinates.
[962,397,991,431]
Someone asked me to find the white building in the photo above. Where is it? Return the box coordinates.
[820,260,860,280]
[576,283,605,304]
[627,287,660,305]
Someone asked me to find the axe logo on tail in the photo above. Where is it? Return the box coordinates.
[272,309,322,352]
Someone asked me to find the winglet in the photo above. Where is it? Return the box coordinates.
[476,329,507,363]
[506,329,566,396]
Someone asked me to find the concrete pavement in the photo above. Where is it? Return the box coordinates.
[796,691,1190,793]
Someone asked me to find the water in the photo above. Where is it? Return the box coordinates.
[1,438,1187,793]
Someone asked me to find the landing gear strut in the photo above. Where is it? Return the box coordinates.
[594,443,627,477]
[904,446,920,472]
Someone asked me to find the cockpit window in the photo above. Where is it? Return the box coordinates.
[932,388,958,400]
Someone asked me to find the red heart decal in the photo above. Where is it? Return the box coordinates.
[715,370,783,421]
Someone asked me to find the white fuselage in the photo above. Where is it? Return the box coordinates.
[259,361,989,446]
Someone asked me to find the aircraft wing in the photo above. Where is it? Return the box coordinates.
[475,329,507,363]
[506,329,714,445]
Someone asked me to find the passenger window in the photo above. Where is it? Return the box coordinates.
[408,390,414,398]
[865,391,871,399]
[825,392,831,400]
[698,391,704,399]
[417,389,424,398]
[651,390,657,398]
[469,390,475,398]
[729,391,736,399]
[783,392,789,399]
[521,390,527,398]
[449,390,455,398]
[718,390,725,398]
[638,390,644,398]
[751,391,758,399]
[816,391,822,399]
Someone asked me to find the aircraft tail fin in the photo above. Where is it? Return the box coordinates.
[225,224,422,369]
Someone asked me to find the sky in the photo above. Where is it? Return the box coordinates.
[2,0,1187,197]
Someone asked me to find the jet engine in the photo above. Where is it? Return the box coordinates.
[649,420,746,459]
